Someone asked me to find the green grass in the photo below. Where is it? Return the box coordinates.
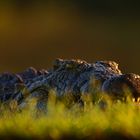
[0,94,140,140]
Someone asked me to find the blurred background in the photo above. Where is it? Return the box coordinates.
[0,0,140,73]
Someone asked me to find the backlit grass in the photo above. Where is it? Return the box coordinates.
[0,93,140,139]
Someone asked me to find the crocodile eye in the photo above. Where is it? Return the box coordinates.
[66,64,72,69]
[53,58,64,70]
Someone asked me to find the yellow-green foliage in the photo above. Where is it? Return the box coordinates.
[0,94,140,139]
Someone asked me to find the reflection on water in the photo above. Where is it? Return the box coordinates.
[0,2,140,73]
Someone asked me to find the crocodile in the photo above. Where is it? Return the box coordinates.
[17,59,123,109]
[0,59,139,110]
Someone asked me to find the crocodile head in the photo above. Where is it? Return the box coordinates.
[94,61,122,77]
[53,59,87,71]
[53,58,64,71]
[64,59,87,70]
